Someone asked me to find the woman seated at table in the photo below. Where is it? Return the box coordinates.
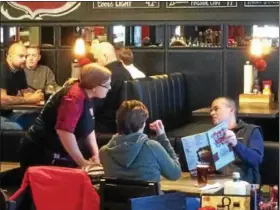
[19,63,111,170]
[100,100,181,182]
[210,97,264,184]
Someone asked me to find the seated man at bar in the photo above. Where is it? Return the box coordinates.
[24,45,57,90]
[0,42,43,130]
[210,97,264,184]
[116,47,146,79]
[100,100,181,183]
[92,42,132,133]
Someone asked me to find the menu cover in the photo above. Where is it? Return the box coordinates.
[181,122,235,175]
[200,195,251,210]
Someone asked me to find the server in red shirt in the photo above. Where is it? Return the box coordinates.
[19,63,111,170]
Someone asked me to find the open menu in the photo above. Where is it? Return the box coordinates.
[181,122,235,175]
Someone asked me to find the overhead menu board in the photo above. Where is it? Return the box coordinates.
[166,1,238,8]
[93,1,160,9]
[244,1,279,7]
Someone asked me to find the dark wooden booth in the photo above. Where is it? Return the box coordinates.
[0,1,279,187]
[1,1,279,109]
[0,1,279,139]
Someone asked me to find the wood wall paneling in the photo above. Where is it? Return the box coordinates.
[2,2,278,22]
[39,49,56,80]
[167,51,223,110]
[133,51,165,76]
[56,49,74,85]
[0,49,3,76]
[226,49,279,101]
[260,50,279,101]
[226,49,248,100]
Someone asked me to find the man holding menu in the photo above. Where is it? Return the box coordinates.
[210,97,264,184]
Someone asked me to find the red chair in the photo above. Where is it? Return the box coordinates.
[9,166,100,210]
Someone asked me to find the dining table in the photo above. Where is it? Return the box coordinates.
[1,103,45,111]
[192,102,279,119]
[160,172,231,195]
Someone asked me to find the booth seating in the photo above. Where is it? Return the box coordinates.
[260,141,279,185]
[121,72,280,184]
[0,73,208,161]
[122,73,212,141]
[121,73,213,171]
[123,73,204,135]
[0,131,25,162]
[100,177,159,210]
[1,72,279,186]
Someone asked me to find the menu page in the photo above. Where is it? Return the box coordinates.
[181,132,209,175]
[181,122,235,175]
[207,122,235,170]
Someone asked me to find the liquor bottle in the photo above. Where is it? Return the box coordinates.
[271,186,278,210]
[250,184,257,210]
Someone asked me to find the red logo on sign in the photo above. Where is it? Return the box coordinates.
[1,2,81,20]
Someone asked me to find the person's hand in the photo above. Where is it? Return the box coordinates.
[90,155,100,165]
[63,78,79,87]
[149,120,165,136]
[223,130,238,147]
[27,90,43,103]
[81,159,95,168]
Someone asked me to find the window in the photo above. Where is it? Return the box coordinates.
[7,26,40,46]
[60,26,107,46]
[113,25,164,48]
[169,25,222,48]
[228,25,279,48]
[0,27,3,46]
[41,26,54,47]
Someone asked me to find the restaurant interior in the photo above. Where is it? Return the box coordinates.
[0,1,279,210]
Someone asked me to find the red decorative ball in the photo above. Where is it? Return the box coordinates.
[254,58,267,72]
[78,57,91,67]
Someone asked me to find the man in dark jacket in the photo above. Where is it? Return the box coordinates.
[210,97,264,184]
[92,42,132,133]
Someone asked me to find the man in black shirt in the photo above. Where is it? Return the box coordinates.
[92,42,132,133]
[1,42,43,130]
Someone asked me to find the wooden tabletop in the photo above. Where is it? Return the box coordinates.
[192,102,279,119]
[0,162,20,172]
[160,172,231,195]
[1,104,44,111]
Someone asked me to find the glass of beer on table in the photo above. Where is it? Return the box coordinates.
[196,162,209,187]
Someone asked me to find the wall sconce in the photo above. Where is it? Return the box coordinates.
[250,38,263,57]
[71,37,85,79]
[74,37,85,57]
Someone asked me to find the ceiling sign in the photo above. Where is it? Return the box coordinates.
[93,1,160,9]
[1,2,81,20]
[244,1,279,7]
[166,1,238,8]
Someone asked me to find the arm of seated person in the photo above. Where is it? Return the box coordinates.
[0,88,42,105]
[150,136,182,181]
[233,128,264,167]
[20,88,36,96]
[149,120,181,180]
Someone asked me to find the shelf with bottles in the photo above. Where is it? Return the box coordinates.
[227,25,279,49]
[112,25,164,48]
[0,25,56,48]
[169,25,223,48]
[60,25,108,47]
